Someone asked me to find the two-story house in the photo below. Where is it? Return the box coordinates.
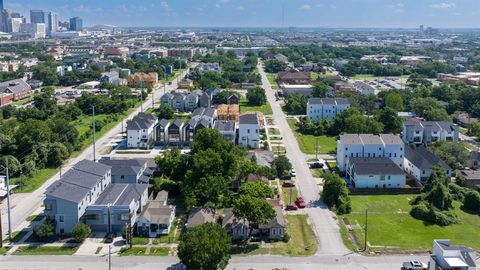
[126,113,158,149]
[98,158,150,184]
[214,120,237,143]
[347,157,406,188]
[337,134,404,173]
[172,93,186,112]
[307,98,350,121]
[404,146,452,182]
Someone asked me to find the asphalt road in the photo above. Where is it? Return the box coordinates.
[0,68,192,241]
[257,63,350,255]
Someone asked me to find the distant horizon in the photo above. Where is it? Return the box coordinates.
[6,0,480,29]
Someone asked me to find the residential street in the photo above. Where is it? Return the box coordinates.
[257,62,350,255]
[0,67,193,241]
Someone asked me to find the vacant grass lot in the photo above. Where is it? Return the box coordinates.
[119,247,169,256]
[10,168,58,193]
[240,99,273,115]
[266,73,277,87]
[287,119,337,154]
[231,215,317,256]
[13,245,78,255]
[343,195,480,251]
[282,187,298,205]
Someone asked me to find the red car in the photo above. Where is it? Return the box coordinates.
[285,204,298,211]
[295,197,306,208]
[282,181,295,188]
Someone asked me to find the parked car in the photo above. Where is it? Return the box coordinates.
[295,197,306,208]
[402,260,428,270]
[105,233,115,243]
[285,204,298,211]
[282,181,295,188]
[310,162,323,169]
[290,169,296,177]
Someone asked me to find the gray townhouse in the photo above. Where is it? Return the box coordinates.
[155,119,170,146]
[160,93,174,108]
[402,121,459,146]
[214,120,237,143]
[44,160,112,234]
[185,91,201,112]
[199,92,212,108]
[172,93,186,112]
[98,158,151,184]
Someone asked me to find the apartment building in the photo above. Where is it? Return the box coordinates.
[239,113,260,149]
[402,121,459,146]
[337,134,404,172]
[307,98,350,121]
[346,157,406,188]
[127,72,158,88]
[352,81,376,95]
[126,113,158,149]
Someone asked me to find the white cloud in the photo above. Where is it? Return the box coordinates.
[430,2,456,9]
[237,6,245,11]
[300,4,312,10]
[160,1,169,9]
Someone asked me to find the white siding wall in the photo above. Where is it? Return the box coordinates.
[239,123,260,149]
[352,173,406,188]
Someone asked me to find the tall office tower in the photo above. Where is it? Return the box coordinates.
[69,17,83,31]
[46,11,57,35]
[0,0,4,11]
[0,9,11,32]
[9,17,22,32]
[30,10,45,24]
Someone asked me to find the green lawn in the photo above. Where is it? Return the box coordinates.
[266,73,277,86]
[231,215,317,256]
[0,247,9,255]
[131,237,149,245]
[343,195,480,251]
[10,168,58,193]
[240,99,273,115]
[26,214,44,222]
[310,73,336,80]
[282,187,298,205]
[311,169,323,178]
[149,247,170,256]
[8,230,30,243]
[119,247,147,256]
[350,74,379,80]
[287,119,337,154]
[13,245,78,255]
[268,128,280,135]
[152,217,180,244]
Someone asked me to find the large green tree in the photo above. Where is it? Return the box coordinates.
[233,195,276,235]
[321,173,351,214]
[178,223,231,270]
[239,182,274,199]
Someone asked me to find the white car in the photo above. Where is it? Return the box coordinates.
[402,260,428,270]
[290,169,296,177]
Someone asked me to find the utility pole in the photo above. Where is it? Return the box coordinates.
[364,209,368,251]
[0,209,3,248]
[92,105,96,162]
[5,160,12,242]
[108,245,112,270]
[19,169,23,192]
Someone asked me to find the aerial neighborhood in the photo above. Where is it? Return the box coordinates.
[0,1,479,270]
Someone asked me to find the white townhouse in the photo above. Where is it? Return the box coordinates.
[404,146,452,182]
[347,157,406,188]
[126,113,158,149]
[307,98,350,121]
[337,134,404,172]
[239,113,260,149]
[402,121,459,146]
[352,81,376,95]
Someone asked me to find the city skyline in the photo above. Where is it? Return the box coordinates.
[3,0,480,28]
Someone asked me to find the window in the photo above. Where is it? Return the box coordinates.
[345,147,348,151]
[389,153,392,157]
[58,215,65,222]
[394,153,397,157]
[45,204,52,210]
[247,129,250,134]
[379,147,381,151]
[121,175,125,179]
[86,214,99,221]
[119,213,130,221]
[388,176,391,180]
[380,176,385,181]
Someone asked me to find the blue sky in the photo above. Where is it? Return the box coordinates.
[6,0,480,28]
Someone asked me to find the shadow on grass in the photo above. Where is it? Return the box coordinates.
[230,243,261,255]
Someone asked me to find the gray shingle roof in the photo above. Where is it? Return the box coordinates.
[73,159,111,177]
[98,159,145,177]
[349,157,404,175]
[186,207,215,229]
[45,180,91,204]
[126,113,157,130]
[0,79,31,95]
[405,146,451,171]
[94,184,148,206]
[214,120,236,132]
[239,113,258,125]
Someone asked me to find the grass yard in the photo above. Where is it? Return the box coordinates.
[8,230,30,243]
[287,119,337,154]
[0,247,9,255]
[266,73,277,87]
[343,195,480,251]
[268,128,280,135]
[311,169,323,178]
[240,99,273,115]
[152,217,180,244]
[271,145,286,155]
[10,168,58,193]
[282,187,298,205]
[119,247,147,256]
[350,74,379,80]
[131,237,149,245]
[149,247,170,256]
[231,215,317,256]
[13,245,78,255]
[26,214,44,222]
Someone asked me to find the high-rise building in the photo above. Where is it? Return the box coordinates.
[46,11,57,35]
[19,22,45,39]
[30,10,45,24]
[9,17,22,32]
[69,17,82,31]
[0,9,11,32]
[0,0,4,11]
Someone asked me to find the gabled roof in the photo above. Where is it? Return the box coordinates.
[214,120,236,132]
[73,159,111,177]
[171,118,184,128]
[259,206,285,229]
[239,113,258,125]
[222,208,249,230]
[126,113,158,130]
[158,119,170,128]
[0,79,31,95]
[98,159,146,177]
[405,146,451,171]
[93,183,148,206]
[186,207,215,229]
[140,205,174,224]
[349,157,404,175]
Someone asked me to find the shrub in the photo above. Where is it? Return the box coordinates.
[36,220,55,240]
[449,183,469,201]
[282,232,290,243]
[336,195,352,215]
[71,223,91,243]
[430,209,457,226]
[410,203,430,220]
[463,191,480,213]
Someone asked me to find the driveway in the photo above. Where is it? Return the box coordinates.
[257,62,350,255]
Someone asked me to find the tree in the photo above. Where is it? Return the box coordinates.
[35,220,55,240]
[376,107,403,133]
[233,195,276,235]
[426,183,454,211]
[155,149,183,179]
[272,155,292,177]
[467,122,480,137]
[429,142,469,170]
[157,105,174,119]
[178,223,231,270]
[312,82,330,98]
[284,93,308,115]
[239,182,274,199]
[47,142,69,167]
[0,155,21,175]
[384,92,404,111]
[71,223,91,243]
[463,191,480,213]
[264,60,287,73]
[321,173,351,214]
[423,165,450,192]
[246,87,266,106]
[407,74,433,89]
[343,114,384,134]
